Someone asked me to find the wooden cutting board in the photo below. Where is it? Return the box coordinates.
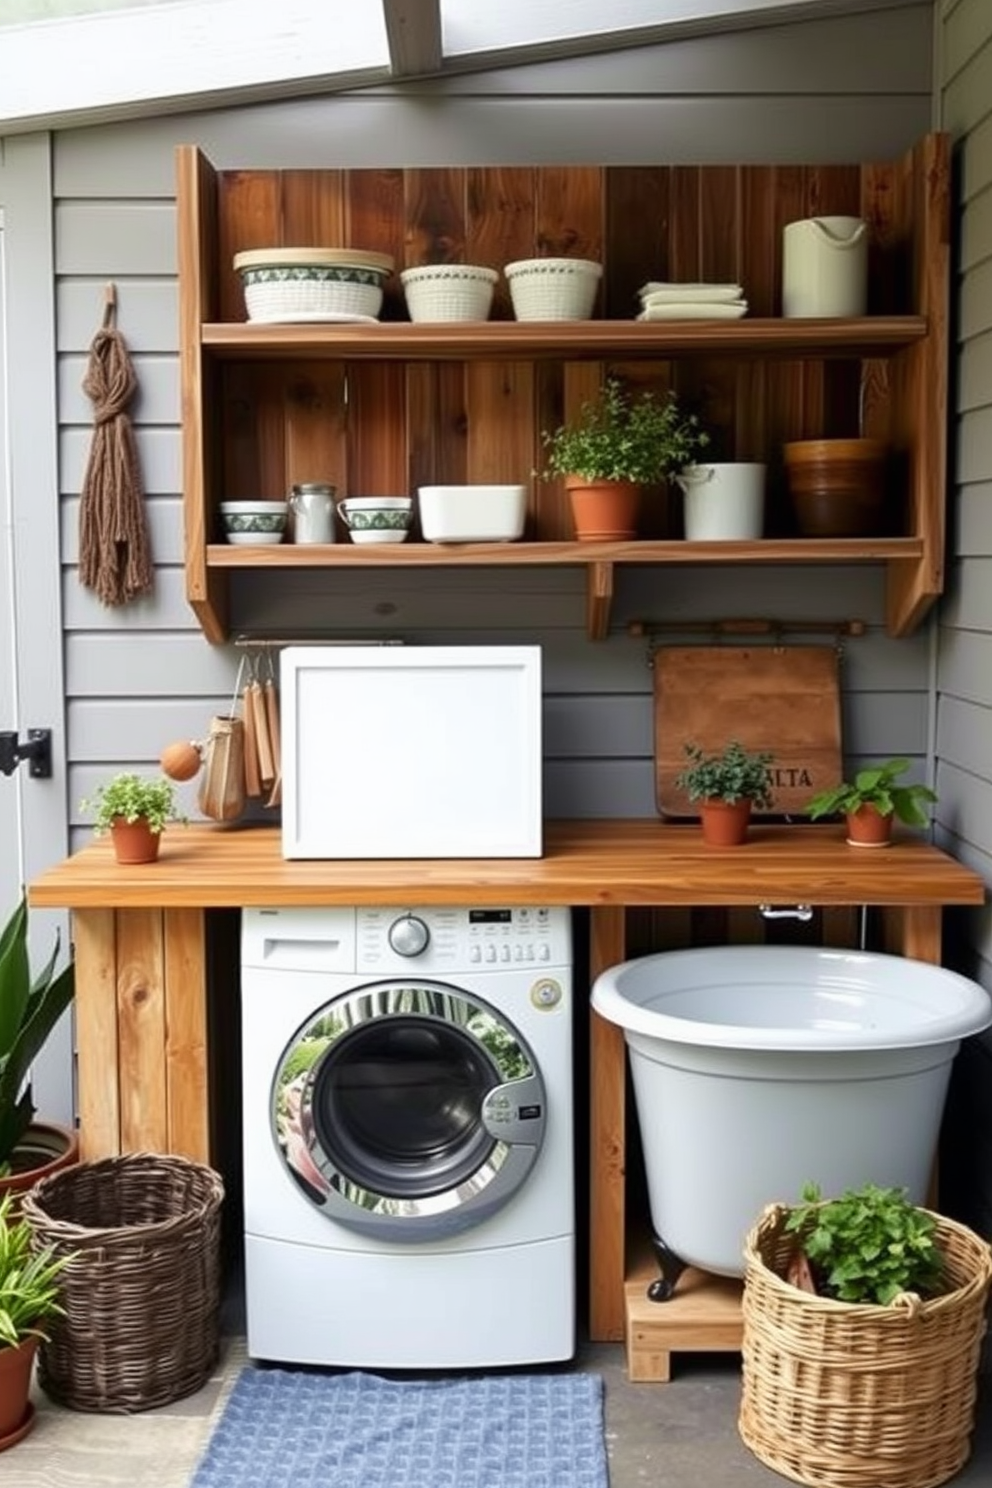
[654,646,842,818]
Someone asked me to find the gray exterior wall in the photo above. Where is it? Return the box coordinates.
[38,4,936,851]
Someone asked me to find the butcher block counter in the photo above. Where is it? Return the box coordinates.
[28,819,986,1346]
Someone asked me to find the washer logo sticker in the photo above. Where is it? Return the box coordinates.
[531,979,563,1011]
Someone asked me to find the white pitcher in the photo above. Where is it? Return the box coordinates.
[782,216,867,318]
[675,463,765,541]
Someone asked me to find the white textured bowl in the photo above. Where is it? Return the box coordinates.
[401,264,498,323]
[234,248,394,323]
[504,257,602,321]
[418,485,527,543]
[220,500,287,544]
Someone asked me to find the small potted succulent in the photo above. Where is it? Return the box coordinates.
[675,739,775,846]
[804,757,937,847]
[80,772,186,864]
[539,376,708,540]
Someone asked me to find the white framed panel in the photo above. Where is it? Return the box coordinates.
[281,645,543,859]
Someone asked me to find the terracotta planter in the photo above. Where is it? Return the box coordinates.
[565,477,640,541]
[110,816,161,864]
[0,1122,79,1220]
[845,803,894,848]
[783,438,889,537]
[0,1335,37,1449]
[699,798,753,847]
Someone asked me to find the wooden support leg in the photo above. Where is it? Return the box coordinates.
[589,905,627,1341]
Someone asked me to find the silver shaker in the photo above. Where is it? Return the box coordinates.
[289,483,337,544]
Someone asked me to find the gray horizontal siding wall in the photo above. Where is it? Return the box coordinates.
[48,5,935,852]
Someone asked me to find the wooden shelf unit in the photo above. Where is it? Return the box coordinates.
[177,137,949,644]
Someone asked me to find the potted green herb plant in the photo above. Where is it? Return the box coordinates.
[539,376,708,541]
[675,739,775,846]
[80,771,185,864]
[805,756,937,848]
[0,897,77,1211]
[0,1190,73,1449]
[739,1182,992,1488]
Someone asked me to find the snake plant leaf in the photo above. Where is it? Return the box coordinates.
[0,897,75,1167]
[0,898,31,1059]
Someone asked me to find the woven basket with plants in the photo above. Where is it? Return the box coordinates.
[739,1182,992,1488]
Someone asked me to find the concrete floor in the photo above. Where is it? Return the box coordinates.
[3,1321,992,1487]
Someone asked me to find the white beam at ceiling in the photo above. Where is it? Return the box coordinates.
[384,0,444,77]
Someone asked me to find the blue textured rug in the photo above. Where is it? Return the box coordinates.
[189,1366,608,1488]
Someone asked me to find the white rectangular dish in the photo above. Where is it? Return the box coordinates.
[418,484,527,543]
[280,645,543,858]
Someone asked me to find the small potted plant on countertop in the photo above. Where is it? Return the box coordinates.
[805,756,937,847]
[0,1190,73,1450]
[80,771,186,864]
[539,376,708,540]
[675,739,775,846]
[739,1181,992,1488]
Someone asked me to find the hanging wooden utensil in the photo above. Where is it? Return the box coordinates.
[264,677,282,808]
[242,681,262,798]
[253,678,275,790]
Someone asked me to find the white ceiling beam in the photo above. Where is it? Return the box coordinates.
[383,0,444,78]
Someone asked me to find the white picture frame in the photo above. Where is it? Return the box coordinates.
[280,645,543,859]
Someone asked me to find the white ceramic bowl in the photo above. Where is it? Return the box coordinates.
[400,264,498,323]
[338,496,413,544]
[233,247,394,323]
[220,500,287,545]
[418,485,527,543]
[504,257,602,321]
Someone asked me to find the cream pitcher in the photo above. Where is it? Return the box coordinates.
[782,216,868,318]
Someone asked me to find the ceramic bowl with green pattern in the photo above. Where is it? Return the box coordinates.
[220,501,288,545]
[338,497,413,545]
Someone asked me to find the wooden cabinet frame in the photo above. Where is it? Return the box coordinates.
[177,136,949,643]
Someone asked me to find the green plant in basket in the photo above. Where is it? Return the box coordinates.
[80,772,185,836]
[784,1182,944,1305]
[675,739,775,808]
[539,376,709,484]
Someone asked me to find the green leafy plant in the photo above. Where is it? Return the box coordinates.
[0,1190,73,1347]
[805,758,937,827]
[784,1182,944,1305]
[675,739,775,808]
[80,772,185,836]
[539,376,709,484]
[0,897,75,1169]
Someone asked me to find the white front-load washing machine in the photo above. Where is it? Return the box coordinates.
[240,904,574,1369]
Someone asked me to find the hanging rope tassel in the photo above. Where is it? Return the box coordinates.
[78,283,154,606]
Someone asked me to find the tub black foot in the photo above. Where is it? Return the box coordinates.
[647,1236,688,1302]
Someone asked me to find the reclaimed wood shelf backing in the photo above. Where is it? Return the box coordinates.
[177,136,948,643]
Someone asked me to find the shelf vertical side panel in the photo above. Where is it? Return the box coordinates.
[176,145,228,642]
[886,133,950,635]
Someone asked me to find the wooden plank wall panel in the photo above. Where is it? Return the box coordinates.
[164,909,210,1161]
[116,909,168,1152]
[71,909,121,1159]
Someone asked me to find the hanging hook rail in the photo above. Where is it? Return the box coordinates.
[628,618,866,640]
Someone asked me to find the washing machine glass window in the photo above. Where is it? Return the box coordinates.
[273,979,549,1240]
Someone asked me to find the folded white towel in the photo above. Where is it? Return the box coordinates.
[639,282,744,303]
[637,301,748,321]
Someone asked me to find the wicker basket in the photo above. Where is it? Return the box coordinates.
[400,263,497,322]
[739,1202,992,1488]
[21,1152,224,1413]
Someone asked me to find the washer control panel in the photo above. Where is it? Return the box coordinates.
[356,906,571,972]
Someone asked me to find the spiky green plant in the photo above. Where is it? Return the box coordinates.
[0,896,75,1168]
[0,1190,73,1347]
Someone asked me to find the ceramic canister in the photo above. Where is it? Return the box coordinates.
[782,216,868,318]
[289,483,336,544]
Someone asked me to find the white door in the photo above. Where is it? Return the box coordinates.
[0,137,74,1125]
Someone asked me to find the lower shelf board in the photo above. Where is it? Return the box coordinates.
[624,1257,744,1383]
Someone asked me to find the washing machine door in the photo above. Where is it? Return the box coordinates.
[272,979,548,1240]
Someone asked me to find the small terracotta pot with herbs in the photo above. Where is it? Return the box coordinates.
[805,756,937,848]
[539,376,708,541]
[675,739,775,846]
[80,772,186,864]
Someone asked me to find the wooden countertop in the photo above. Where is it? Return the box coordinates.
[28,821,985,910]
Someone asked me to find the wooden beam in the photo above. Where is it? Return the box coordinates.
[383,0,443,77]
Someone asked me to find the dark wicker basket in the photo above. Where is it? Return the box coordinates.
[21,1151,224,1413]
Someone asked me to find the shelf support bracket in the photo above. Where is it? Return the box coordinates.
[586,562,614,641]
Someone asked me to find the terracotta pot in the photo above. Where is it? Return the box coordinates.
[699,798,753,847]
[845,803,894,848]
[783,438,889,537]
[0,1122,80,1222]
[110,816,161,864]
[565,477,640,541]
[0,1335,37,1448]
